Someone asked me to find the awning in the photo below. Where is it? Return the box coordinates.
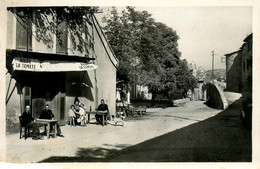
[12,57,98,72]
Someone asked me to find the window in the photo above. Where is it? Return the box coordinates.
[25,87,30,96]
[16,16,32,51]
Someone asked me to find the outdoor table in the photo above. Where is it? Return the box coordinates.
[85,111,108,126]
[35,118,58,139]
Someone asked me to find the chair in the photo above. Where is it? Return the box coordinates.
[129,106,147,117]
[116,106,125,118]
[139,106,147,115]
[19,116,32,140]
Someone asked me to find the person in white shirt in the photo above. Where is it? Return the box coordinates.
[79,102,86,126]
[68,105,76,127]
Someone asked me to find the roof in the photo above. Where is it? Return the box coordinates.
[224,51,239,57]
[92,14,119,69]
[244,33,252,42]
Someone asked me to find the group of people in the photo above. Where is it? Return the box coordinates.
[68,98,87,127]
[68,98,109,127]
[20,98,109,140]
[20,104,63,140]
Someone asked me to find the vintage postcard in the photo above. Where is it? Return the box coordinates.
[0,0,259,169]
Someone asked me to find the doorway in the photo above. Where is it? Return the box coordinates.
[30,72,66,125]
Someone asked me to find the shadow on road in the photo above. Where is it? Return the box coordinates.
[41,99,251,162]
[40,144,131,162]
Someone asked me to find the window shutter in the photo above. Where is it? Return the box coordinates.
[27,19,32,51]
[56,21,68,54]
[16,17,28,51]
[16,17,32,51]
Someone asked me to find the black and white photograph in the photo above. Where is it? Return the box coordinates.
[1,0,259,168]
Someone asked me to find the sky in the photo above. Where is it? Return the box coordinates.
[96,6,252,70]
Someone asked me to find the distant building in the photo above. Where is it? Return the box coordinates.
[130,84,152,101]
[188,61,197,78]
[225,33,252,93]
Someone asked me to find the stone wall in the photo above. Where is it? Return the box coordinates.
[206,82,228,110]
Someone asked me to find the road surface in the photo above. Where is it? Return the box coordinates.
[6,100,249,163]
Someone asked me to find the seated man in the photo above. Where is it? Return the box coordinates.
[95,99,109,125]
[39,104,63,137]
[20,105,42,140]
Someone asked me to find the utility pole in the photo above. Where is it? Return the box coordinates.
[211,50,214,82]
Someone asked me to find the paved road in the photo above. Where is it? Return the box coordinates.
[6,101,221,163]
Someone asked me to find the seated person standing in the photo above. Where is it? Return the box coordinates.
[39,104,63,136]
[95,99,109,125]
[74,97,81,125]
[79,102,86,126]
[20,105,42,140]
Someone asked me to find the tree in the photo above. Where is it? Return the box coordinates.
[103,7,197,105]
[8,7,197,104]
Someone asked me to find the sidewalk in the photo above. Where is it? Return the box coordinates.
[6,101,221,163]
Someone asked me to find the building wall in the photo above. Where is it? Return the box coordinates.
[206,82,228,110]
[6,9,118,132]
[241,36,252,88]
[225,52,242,92]
[225,34,252,93]
[65,70,97,123]
[129,84,152,100]
[93,17,117,118]
[6,12,27,133]
[6,73,21,133]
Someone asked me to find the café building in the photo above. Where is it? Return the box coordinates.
[5,8,118,129]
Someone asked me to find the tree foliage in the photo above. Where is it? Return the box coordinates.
[102,7,197,100]
[8,7,100,52]
[7,6,197,100]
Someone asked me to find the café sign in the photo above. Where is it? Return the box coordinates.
[12,57,98,72]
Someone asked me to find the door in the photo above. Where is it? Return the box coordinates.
[59,93,66,125]
[31,72,66,123]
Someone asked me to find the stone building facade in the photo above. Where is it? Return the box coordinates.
[241,34,252,88]
[225,33,252,93]
[225,51,242,92]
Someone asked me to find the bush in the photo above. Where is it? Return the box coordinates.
[6,117,20,134]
